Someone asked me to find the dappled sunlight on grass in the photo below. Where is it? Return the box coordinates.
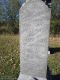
[49,37,60,47]
[48,37,60,75]
[0,35,60,79]
[48,52,60,75]
[0,35,20,79]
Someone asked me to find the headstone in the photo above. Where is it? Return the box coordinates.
[18,0,51,80]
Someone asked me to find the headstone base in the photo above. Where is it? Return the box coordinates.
[18,74,47,80]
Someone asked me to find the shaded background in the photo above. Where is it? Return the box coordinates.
[0,0,60,35]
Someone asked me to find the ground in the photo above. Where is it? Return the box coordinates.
[0,35,60,80]
[0,35,19,80]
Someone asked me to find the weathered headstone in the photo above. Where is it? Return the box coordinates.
[18,0,51,80]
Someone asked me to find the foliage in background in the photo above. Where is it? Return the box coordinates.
[0,0,60,35]
[50,19,60,36]
[7,0,19,34]
[50,0,60,36]
[0,0,20,34]
[51,0,60,19]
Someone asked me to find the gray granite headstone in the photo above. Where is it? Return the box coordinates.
[18,0,51,80]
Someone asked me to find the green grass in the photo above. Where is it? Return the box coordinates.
[48,52,60,75]
[0,35,20,80]
[0,35,60,80]
[48,36,60,75]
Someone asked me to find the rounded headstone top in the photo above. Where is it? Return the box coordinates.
[20,0,51,22]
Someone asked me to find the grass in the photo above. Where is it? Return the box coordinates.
[48,52,60,75]
[48,36,60,75]
[0,35,20,80]
[0,35,60,80]
[49,36,60,48]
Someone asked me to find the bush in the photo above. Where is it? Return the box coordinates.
[0,21,19,34]
[50,19,60,36]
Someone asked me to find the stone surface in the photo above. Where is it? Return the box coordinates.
[19,0,51,79]
[18,74,47,80]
